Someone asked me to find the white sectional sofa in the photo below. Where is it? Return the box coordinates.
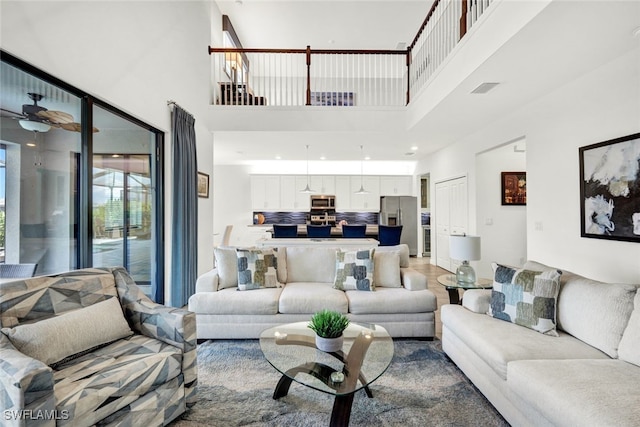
[188,244,437,339]
[441,260,640,427]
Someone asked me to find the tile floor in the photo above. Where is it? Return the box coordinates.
[407,257,454,339]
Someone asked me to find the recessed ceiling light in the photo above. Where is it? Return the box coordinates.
[112,154,120,158]
[410,146,418,151]
[320,156,326,160]
[26,142,36,147]
[275,155,281,160]
[364,156,371,160]
[471,82,500,94]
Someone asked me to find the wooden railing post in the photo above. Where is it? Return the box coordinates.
[306,45,311,106]
[460,0,468,39]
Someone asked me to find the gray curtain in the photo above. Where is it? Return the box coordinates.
[170,106,198,307]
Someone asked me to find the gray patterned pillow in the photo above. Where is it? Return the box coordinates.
[236,248,282,291]
[488,263,561,336]
[334,249,375,291]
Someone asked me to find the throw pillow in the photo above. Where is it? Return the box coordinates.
[373,251,401,287]
[617,290,640,367]
[1,297,133,365]
[334,248,375,291]
[214,246,239,290]
[488,263,561,336]
[236,248,282,291]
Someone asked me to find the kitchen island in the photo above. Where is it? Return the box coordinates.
[252,224,379,237]
[256,237,379,249]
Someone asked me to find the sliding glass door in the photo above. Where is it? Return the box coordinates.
[92,104,158,295]
[0,53,164,302]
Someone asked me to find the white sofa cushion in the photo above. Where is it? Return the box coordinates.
[214,247,239,289]
[1,297,133,365]
[278,282,348,314]
[334,248,375,291]
[374,244,410,267]
[508,359,640,427]
[618,289,640,367]
[188,287,282,315]
[557,276,637,358]
[285,247,337,283]
[346,288,436,314]
[441,304,610,381]
[373,251,401,288]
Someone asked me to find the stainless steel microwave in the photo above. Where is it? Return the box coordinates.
[310,195,336,209]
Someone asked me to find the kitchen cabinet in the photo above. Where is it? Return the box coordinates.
[350,176,380,211]
[380,176,413,196]
[280,176,312,210]
[251,174,410,212]
[309,175,336,195]
[334,176,352,211]
[251,175,280,210]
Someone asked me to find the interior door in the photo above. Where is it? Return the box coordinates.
[435,176,468,272]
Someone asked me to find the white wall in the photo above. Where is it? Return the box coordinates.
[212,164,254,248]
[1,0,219,302]
[417,48,640,284]
[475,140,527,278]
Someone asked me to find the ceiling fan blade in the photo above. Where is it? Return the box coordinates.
[59,122,100,133]
[0,107,27,119]
[37,110,74,124]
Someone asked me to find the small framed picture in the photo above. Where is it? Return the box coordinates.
[501,172,526,205]
[198,172,210,198]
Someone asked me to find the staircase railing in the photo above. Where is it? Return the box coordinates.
[209,0,494,107]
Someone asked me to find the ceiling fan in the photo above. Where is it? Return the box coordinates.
[0,92,99,133]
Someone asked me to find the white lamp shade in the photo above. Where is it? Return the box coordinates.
[19,119,51,133]
[449,235,481,261]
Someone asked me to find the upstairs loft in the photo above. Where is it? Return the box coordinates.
[209,0,493,109]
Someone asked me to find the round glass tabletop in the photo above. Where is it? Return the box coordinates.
[259,321,394,397]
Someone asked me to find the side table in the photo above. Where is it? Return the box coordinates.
[437,274,492,304]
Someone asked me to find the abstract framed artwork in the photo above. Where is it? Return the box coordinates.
[197,172,210,198]
[501,172,526,205]
[579,132,640,242]
[310,92,355,106]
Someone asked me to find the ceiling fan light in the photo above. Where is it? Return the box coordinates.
[19,119,50,133]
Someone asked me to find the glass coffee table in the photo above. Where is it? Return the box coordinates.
[437,274,493,304]
[260,321,394,427]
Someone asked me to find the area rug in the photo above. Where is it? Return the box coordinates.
[170,339,509,427]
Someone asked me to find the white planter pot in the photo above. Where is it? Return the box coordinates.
[315,334,344,352]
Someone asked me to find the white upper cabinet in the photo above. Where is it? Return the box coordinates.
[380,176,413,196]
[251,175,281,210]
[252,174,410,212]
[334,176,352,211]
[309,175,336,195]
[350,176,380,211]
[280,176,313,210]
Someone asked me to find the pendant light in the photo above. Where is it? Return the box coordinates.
[355,145,369,194]
[300,144,315,193]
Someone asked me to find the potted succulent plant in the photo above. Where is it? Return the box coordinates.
[308,309,350,352]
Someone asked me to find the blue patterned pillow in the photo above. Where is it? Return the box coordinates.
[333,249,375,291]
[236,248,282,291]
[488,263,562,336]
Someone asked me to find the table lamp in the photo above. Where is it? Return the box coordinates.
[449,235,481,285]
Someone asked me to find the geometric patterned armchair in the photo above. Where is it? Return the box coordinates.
[0,267,197,426]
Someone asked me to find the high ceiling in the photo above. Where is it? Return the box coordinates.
[215,0,435,50]
[211,0,640,166]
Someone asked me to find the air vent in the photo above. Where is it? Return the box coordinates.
[471,82,500,94]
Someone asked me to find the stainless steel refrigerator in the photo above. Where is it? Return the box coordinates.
[379,196,418,255]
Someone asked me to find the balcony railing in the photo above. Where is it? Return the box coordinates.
[209,0,493,107]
